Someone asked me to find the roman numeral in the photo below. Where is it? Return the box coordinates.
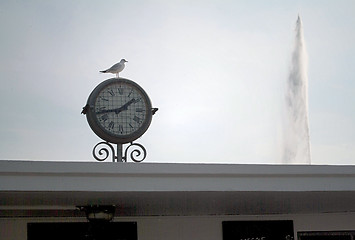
[108,89,115,96]
[118,124,123,134]
[128,89,134,98]
[133,116,142,124]
[118,87,124,95]
[100,96,109,101]
[100,114,108,122]
[108,121,114,130]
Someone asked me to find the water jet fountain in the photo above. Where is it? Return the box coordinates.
[283,15,311,164]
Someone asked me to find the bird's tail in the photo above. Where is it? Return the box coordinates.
[99,70,107,73]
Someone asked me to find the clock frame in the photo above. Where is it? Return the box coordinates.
[85,78,152,144]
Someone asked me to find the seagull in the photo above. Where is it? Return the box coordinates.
[99,59,128,78]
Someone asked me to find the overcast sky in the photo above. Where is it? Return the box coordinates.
[0,0,354,165]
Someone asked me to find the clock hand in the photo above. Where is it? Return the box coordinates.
[114,99,136,114]
[95,99,136,115]
[95,108,117,114]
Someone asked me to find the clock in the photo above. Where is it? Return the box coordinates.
[85,78,152,144]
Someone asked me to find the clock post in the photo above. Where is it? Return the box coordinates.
[82,78,157,163]
[117,144,123,162]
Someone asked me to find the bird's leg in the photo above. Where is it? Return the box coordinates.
[116,73,119,78]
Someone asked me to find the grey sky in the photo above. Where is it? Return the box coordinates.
[0,0,354,164]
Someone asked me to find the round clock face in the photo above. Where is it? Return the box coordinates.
[86,78,152,144]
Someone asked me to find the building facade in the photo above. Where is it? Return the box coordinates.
[1,161,355,239]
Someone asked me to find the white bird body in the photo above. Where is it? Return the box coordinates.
[100,59,127,78]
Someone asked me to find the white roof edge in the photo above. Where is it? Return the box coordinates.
[1,160,355,176]
[2,161,355,216]
[1,160,355,192]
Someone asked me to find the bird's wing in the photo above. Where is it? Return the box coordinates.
[109,62,121,71]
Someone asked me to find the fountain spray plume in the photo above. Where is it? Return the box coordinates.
[283,15,311,164]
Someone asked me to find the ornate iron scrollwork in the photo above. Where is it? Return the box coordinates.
[123,142,147,162]
[92,142,115,162]
[92,141,146,163]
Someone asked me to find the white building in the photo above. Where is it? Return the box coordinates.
[1,160,355,239]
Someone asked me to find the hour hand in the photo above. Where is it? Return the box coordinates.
[95,108,116,114]
[95,99,136,115]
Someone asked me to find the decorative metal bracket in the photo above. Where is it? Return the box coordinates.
[92,141,147,162]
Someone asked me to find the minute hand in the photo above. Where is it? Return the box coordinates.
[114,99,136,114]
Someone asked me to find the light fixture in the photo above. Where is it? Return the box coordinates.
[78,205,116,222]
